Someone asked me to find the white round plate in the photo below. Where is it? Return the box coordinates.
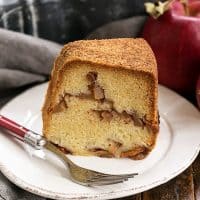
[0,83,200,200]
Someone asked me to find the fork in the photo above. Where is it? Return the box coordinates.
[0,114,137,186]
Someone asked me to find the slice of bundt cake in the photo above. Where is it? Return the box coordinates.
[42,38,159,160]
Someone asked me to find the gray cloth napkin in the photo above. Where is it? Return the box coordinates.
[0,16,146,200]
[0,28,62,108]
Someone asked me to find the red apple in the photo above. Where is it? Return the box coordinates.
[189,0,200,17]
[142,0,200,99]
[197,75,200,109]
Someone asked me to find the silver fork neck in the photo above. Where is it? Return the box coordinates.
[24,131,46,149]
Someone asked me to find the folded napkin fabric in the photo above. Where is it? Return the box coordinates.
[0,28,62,91]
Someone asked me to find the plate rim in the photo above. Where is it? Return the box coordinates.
[0,145,199,200]
[0,83,200,200]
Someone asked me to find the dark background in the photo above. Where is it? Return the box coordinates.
[0,0,155,43]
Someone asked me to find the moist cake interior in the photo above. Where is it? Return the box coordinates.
[45,63,157,159]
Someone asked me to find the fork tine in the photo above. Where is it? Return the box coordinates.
[88,177,128,183]
[93,173,137,180]
[93,172,138,177]
[89,174,135,181]
[86,167,138,177]
[113,173,138,176]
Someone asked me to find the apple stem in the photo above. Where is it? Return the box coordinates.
[145,0,175,19]
[180,0,189,16]
[145,0,190,18]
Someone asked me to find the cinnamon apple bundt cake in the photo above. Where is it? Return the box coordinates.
[42,38,159,160]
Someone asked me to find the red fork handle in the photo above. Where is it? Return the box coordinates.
[0,114,46,149]
[0,114,28,140]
